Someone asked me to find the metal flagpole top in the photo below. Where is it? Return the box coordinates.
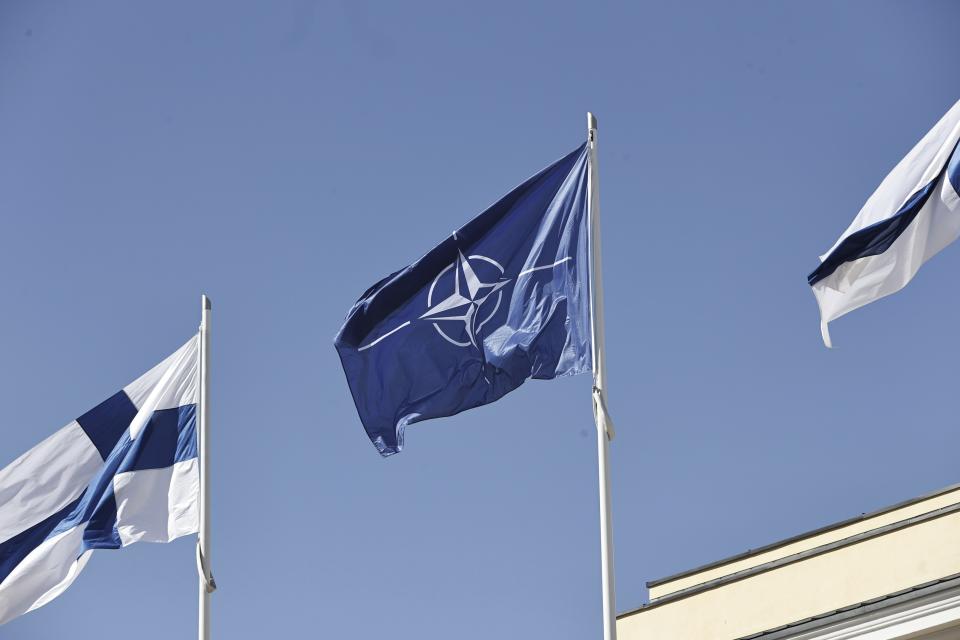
[202,294,212,310]
[587,112,598,130]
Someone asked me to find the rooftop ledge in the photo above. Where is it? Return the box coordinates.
[617,482,960,640]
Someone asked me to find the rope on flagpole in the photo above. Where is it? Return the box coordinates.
[196,543,217,593]
[593,386,616,440]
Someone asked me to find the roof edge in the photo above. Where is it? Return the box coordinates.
[620,502,960,620]
[645,482,960,590]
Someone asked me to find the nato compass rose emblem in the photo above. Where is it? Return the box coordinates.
[356,243,572,353]
[421,251,511,348]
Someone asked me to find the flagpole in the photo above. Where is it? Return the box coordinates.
[198,294,214,640]
[587,112,617,640]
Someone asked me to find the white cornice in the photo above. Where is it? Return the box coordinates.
[782,584,960,640]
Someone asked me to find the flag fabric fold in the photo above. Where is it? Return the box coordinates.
[0,337,199,625]
[335,143,593,456]
[808,99,960,346]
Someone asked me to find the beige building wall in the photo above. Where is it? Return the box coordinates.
[618,485,960,640]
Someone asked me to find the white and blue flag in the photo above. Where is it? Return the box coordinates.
[335,143,592,456]
[0,337,199,624]
[809,99,960,346]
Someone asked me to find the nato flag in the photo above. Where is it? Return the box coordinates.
[335,143,592,456]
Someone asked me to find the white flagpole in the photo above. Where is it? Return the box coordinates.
[587,112,617,640]
[198,294,215,640]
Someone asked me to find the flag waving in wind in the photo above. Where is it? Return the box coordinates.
[808,99,960,346]
[0,337,200,625]
[335,143,593,456]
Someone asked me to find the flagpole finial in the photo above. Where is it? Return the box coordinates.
[202,294,212,310]
[587,112,598,130]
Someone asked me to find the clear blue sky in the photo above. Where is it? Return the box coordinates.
[2,1,959,638]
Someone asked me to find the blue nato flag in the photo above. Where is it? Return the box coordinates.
[334,143,593,456]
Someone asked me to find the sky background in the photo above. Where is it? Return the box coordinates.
[2,1,960,638]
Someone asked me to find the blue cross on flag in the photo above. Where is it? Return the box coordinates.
[808,98,960,346]
[0,337,199,625]
[334,143,593,456]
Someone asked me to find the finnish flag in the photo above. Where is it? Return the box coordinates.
[808,99,960,346]
[0,337,199,624]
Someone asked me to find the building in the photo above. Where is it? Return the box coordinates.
[618,484,960,640]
